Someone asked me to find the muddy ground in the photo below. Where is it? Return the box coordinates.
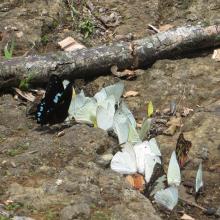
[0,0,220,220]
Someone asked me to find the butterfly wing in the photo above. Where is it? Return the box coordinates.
[195,163,203,193]
[144,154,161,183]
[36,75,73,125]
[44,74,64,108]
[154,186,178,211]
[133,141,153,174]
[111,144,137,174]
[36,98,47,124]
[167,151,181,186]
[45,82,73,124]
[148,138,161,157]
[94,81,124,105]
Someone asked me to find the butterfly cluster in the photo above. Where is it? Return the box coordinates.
[36,74,73,125]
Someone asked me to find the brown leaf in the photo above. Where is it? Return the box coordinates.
[212,49,220,62]
[123,90,139,98]
[58,37,85,52]
[14,88,35,102]
[57,131,65,137]
[163,116,182,135]
[182,107,194,117]
[176,133,192,168]
[111,66,136,79]
[181,214,195,220]
[125,174,145,191]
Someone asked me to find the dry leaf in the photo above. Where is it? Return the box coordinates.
[209,163,220,172]
[123,90,139,98]
[58,37,85,52]
[162,108,170,114]
[16,31,24,38]
[4,199,14,205]
[125,174,145,191]
[181,214,195,220]
[159,24,174,32]
[14,88,35,102]
[110,65,118,75]
[176,133,192,168]
[111,66,136,79]
[182,107,194,117]
[164,116,182,135]
[57,131,65,137]
[212,49,220,62]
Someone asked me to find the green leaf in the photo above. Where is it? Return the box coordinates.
[138,118,152,141]
[147,101,154,118]
[4,39,15,60]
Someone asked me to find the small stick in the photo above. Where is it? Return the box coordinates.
[148,24,160,33]
[179,197,206,211]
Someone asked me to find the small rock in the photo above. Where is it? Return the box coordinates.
[215,207,220,217]
[60,204,91,220]
[204,207,216,216]
[56,179,63,186]
[200,147,209,160]
[12,216,35,220]
[95,154,113,167]
[10,161,16,168]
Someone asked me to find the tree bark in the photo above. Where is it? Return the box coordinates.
[0,25,219,91]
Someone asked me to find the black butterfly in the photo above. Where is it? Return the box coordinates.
[36,74,73,125]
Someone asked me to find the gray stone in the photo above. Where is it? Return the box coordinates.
[60,204,91,220]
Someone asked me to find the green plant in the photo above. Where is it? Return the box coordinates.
[44,210,57,220]
[19,74,33,91]
[4,202,23,211]
[6,143,29,157]
[4,39,15,59]
[41,35,49,45]
[0,216,10,220]
[91,211,110,220]
[79,19,94,38]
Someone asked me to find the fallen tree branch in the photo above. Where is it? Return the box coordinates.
[0,25,219,90]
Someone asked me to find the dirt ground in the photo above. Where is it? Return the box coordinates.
[0,0,220,220]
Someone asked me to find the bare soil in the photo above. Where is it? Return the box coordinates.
[0,0,220,220]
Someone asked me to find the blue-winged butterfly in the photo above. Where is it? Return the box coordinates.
[36,74,73,125]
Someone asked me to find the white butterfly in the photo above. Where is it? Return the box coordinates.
[148,138,161,157]
[68,90,98,124]
[111,139,161,183]
[167,151,181,186]
[154,186,178,211]
[110,143,137,174]
[128,123,141,144]
[195,163,203,193]
[113,116,129,145]
[154,151,181,211]
[96,95,116,130]
[144,154,161,183]
[134,141,161,174]
[112,102,140,144]
[94,81,124,105]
